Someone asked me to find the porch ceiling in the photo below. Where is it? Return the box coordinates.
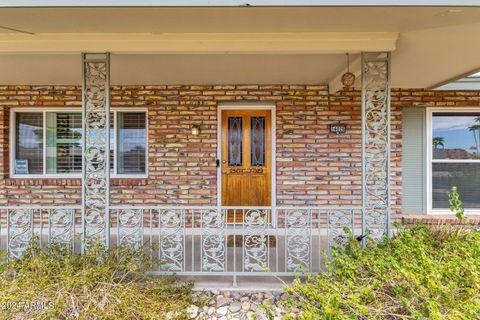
[1,6,480,90]
[0,7,478,34]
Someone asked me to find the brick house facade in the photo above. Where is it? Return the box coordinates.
[1,84,479,220]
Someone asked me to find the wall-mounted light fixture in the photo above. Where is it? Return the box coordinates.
[191,124,201,136]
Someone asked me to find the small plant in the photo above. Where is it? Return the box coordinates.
[448,186,465,220]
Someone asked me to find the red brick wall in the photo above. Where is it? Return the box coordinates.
[1,85,479,218]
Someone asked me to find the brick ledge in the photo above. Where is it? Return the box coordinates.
[400,214,480,226]
[3,178,148,187]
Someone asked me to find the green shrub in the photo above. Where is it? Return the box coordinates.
[283,224,480,319]
[0,244,201,319]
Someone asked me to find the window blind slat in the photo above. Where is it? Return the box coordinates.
[117,112,146,174]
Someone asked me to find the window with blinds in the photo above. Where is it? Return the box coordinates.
[46,113,82,174]
[117,112,146,174]
[12,110,147,177]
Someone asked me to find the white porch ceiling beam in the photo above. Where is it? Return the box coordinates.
[0,32,398,54]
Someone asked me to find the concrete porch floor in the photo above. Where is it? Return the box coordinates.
[182,275,295,291]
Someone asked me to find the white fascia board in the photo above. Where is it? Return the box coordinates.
[1,1,480,7]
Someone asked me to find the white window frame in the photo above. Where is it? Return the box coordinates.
[10,107,148,179]
[426,107,480,215]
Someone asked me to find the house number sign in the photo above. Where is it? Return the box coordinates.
[228,168,264,174]
[330,124,347,135]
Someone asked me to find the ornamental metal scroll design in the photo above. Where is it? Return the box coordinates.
[243,209,269,272]
[159,209,184,272]
[285,209,311,272]
[82,53,110,249]
[251,116,266,167]
[362,52,391,241]
[8,209,33,259]
[49,209,75,250]
[201,209,226,272]
[327,210,353,251]
[228,117,243,166]
[118,209,143,250]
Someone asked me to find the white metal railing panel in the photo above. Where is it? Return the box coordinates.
[0,206,362,282]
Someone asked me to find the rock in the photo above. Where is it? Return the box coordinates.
[216,295,231,307]
[187,305,199,319]
[232,291,242,300]
[217,306,228,316]
[191,289,295,319]
[229,302,241,313]
[208,307,216,315]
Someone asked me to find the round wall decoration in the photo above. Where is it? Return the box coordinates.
[341,71,356,87]
[341,53,356,89]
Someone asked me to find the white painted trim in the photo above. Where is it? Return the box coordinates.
[9,106,148,179]
[0,32,398,54]
[216,102,276,206]
[2,1,478,7]
[425,107,480,215]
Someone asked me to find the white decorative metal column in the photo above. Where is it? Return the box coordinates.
[82,53,110,250]
[361,52,391,241]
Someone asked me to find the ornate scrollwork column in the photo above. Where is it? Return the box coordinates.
[361,52,391,241]
[82,53,110,250]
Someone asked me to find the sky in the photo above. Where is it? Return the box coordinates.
[433,115,480,153]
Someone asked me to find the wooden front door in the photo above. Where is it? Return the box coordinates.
[221,110,272,219]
